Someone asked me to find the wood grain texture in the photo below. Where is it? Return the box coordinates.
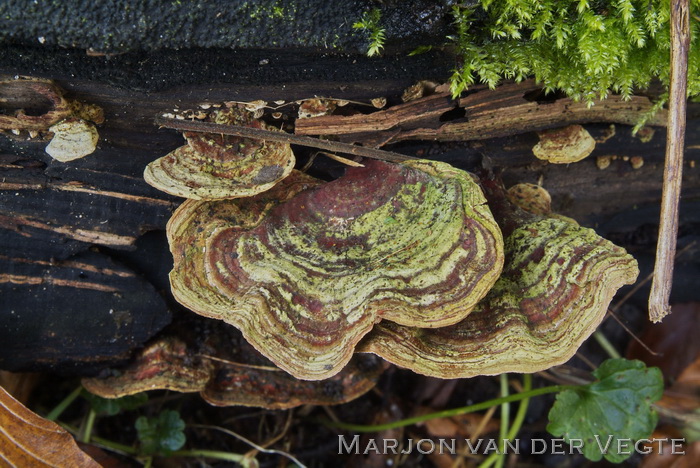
[293,81,669,147]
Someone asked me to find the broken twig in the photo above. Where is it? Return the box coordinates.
[649,0,690,323]
[154,116,416,163]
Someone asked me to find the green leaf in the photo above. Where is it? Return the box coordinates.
[83,391,148,416]
[135,410,186,455]
[547,358,663,463]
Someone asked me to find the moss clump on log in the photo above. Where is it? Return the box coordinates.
[446,0,700,110]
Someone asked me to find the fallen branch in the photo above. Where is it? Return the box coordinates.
[294,92,454,136]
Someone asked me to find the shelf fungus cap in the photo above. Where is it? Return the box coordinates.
[360,204,639,378]
[506,183,552,215]
[201,354,388,409]
[168,159,504,380]
[144,107,295,199]
[533,124,595,164]
[82,337,213,397]
[82,335,387,409]
[45,118,99,162]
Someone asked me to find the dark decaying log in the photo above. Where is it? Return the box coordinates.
[1,72,699,374]
[0,249,170,373]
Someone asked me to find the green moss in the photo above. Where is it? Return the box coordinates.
[353,8,386,57]
[447,0,700,111]
[246,0,296,22]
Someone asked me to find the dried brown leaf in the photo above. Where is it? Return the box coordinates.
[627,302,700,383]
[0,385,100,467]
[640,430,699,468]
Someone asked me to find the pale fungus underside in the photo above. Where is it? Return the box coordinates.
[144,107,295,199]
[45,118,99,162]
[360,200,639,379]
[168,159,504,380]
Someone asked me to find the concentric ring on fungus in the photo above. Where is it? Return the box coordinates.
[167,160,504,380]
[144,106,295,199]
[359,179,639,378]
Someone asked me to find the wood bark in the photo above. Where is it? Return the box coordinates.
[294,81,669,147]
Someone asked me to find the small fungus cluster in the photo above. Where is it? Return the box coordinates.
[144,106,295,199]
[532,124,596,164]
[87,112,640,406]
[83,335,387,409]
[0,77,103,162]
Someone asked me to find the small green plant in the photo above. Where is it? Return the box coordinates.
[135,409,187,456]
[327,358,664,464]
[83,392,148,416]
[353,8,386,57]
[45,387,263,466]
[548,358,664,462]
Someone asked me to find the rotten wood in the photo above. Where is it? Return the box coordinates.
[294,92,454,136]
[293,80,669,147]
[649,0,690,323]
[0,77,72,131]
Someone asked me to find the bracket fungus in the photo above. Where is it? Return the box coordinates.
[45,118,99,162]
[360,179,639,378]
[532,124,596,164]
[144,106,295,199]
[82,338,213,397]
[167,159,504,380]
[82,331,387,409]
[1,77,103,161]
[506,183,552,215]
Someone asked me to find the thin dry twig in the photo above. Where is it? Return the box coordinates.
[190,423,307,468]
[245,411,295,462]
[199,354,282,372]
[649,0,690,323]
[607,311,661,356]
[614,241,696,311]
[154,116,416,163]
[605,241,695,354]
[317,152,365,167]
